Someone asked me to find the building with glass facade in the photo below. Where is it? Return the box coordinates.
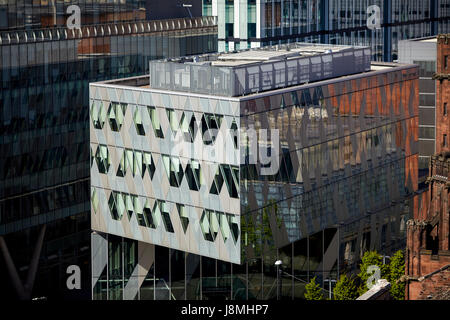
[0,16,217,300]
[203,0,450,61]
[0,0,149,30]
[398,37,437,187]
[90,43,418,300]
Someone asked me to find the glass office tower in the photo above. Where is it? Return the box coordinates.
[0,0,147,30]
[205,0,450,61]
[0,16,217,300]
[89,43,418,300]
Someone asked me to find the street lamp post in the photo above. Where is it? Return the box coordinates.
[325,279,337,300]
[275,260,282,300]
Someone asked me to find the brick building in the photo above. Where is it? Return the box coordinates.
[435,34,450,154]
[405,34,450,300]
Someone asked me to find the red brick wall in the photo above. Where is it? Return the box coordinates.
[408,266,450,300]
[435,35,450,154]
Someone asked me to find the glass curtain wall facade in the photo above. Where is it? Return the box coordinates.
[207,0,450,61]
[0,0,147,30]
[398,38,437,187]
[0,17,217,300]
[90,46,418,300]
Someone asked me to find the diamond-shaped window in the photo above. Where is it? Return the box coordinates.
[162,155,184,187]
[134,197,147,227]
[176,203,189,233]
[209,165,224,195]
[185,159,202,191]
[200,210,213,242]
[108,192,124,220]
[180,113,197,142]
[91,187,99,214]
[95,145,110,174]
[151,201,162,229]
[143,200,155,228]
[143,152,155,180]
[228,213,239,244]
[159,200,174,233]
[91,101,106,129]
[200,210,218,242]
[147,106,164,138]
[230,119,238,149]
[201,113,223,145]
[124,194,134,221]
[108,102,126,131]
[217,211,230,242]
[134,107,146,136]
[220,164,239,198]
[117,149,127,177]
[166,108,180,135]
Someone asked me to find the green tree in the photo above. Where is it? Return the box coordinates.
[304,276,325,300]
[333,274,358,300]
[389,250,405,300]
[357,251,389,296]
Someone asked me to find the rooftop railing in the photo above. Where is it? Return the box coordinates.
[0,16,217,45]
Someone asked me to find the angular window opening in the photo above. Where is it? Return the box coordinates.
[210,165,224,195]
[221,164,239,198]
[91,187,99,214]
[143,200,155,228]
[108,102,126,131]
[126,149,135,176]
[201,113,223,145]
[230,119,238,149]
[134,107,146,136]
[144,152,155,180]
[151,201,162,228]
[217,211,230,242]
[117,149,127,177]
[228,213,239,244]
[180,113,196,142]
[108,192,124,221]
[185,159,202,191]
[147,106,164,138]
[134,197,147,227]
[91,101,106,129]
[162,155,184,187]
[200,210,214,242]
[166,108,180,134]
[125,194,134,221]
[176,203,189,233]
[159,200,174,233]
[95,145,110,174]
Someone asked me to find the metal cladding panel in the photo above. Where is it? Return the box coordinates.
[90,83,241,264]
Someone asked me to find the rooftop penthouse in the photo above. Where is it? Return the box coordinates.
[149,43,372,97]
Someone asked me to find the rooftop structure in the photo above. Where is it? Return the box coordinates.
[149,43,371,97]
[89,42,419,300]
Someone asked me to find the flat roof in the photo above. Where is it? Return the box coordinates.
[92,61,416,102]
[148,42,372,97]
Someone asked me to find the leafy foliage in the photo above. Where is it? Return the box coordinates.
[388,250,405,300]
[304,276,325,300]
[357,251,389,296]
[333,274,359,300]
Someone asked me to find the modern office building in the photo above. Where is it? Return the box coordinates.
[0,0,205,31]
[0,0,147,30]
[90,43,418,300]
[0,16,217,300]
[203,0,450,61]
[398,37,437,187]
